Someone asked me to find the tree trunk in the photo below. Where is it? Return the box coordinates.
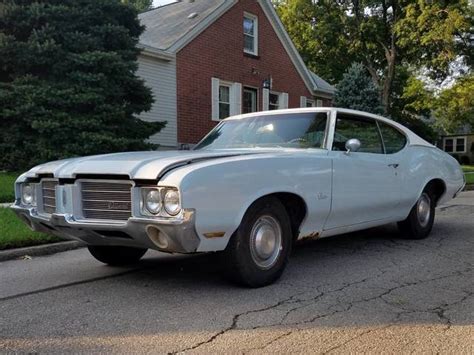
[382,48,396,116]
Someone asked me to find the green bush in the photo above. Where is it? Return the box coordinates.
[0,0,165,171]
[0,172,18,203]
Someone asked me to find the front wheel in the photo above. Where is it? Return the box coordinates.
[222,197,292,287]
[88,245,147,266]
[397,190,435,239]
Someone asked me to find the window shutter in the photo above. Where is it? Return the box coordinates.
[300,96,307,108]
[231,82,242,116]
[211,77,220,121]
[263,88,270,110]
[281,93,289,109]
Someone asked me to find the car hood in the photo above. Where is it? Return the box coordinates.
[22,150,268,180]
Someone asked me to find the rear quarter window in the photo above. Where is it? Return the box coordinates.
[378,122,407,154]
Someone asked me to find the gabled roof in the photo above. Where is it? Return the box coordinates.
[139,0,236,52]
[138,0,335,96]
[310,72,336,95]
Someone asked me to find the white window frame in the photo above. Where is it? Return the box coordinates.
[211,78,242,121]
[306,99,315,107]
[243,12,258,56]
[444,136,466,153]
[218,83,232,120]
[263,90,288,110]
[316,99,323,107]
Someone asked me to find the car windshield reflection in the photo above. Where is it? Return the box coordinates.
[194,112,329,150]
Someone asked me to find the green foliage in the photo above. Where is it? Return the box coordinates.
[434,75,474,134]
[275,0,473,117]
[0,172,18,203]
[275,0,353,84]
[0,0,165,171]
[334,63,383,115]
[121,0,153,13]
[395,1,473,80]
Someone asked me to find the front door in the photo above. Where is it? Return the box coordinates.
[324,113,400,230]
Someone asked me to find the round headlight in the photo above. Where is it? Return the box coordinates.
[22,184,35,205]
[164,190,181,216]
[145,190,162,214]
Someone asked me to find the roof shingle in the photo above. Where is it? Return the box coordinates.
[139,0,227,51]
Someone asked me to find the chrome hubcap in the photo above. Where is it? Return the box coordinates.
[249,215,282,269]
[417,193,431,227]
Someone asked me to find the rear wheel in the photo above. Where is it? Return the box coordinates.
[88,245,147,266]
[397,189,435,239]
[222,197,292,287]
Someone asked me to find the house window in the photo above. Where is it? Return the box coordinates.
[316,99,323,107]
[212,78,242,121]
[456,138,466,152]
[269,92,280,110]
[444,137,466,153]
[306,99,315,107]
[243,87,258,114]
[243,13,258,55]
[218,85,231,120]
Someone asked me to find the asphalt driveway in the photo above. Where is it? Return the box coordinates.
[1,193,473,353]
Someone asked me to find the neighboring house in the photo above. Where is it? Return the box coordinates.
[136,0,335,148]
[439,133,474,165]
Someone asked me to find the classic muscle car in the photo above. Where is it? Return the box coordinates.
[12,108,465,287]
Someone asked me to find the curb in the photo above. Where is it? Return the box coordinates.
[0,241,85,262]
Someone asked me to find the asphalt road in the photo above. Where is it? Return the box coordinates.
[1,193,473,353]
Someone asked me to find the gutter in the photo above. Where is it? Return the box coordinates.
[138,44,175,61]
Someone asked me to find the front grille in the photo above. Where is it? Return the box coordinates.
[81,181,132,221]
[42,180,58,214]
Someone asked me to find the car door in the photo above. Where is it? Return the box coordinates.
[324,112,401,230]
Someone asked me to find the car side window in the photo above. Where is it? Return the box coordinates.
[378,122,407,154]
[332,113,383,154]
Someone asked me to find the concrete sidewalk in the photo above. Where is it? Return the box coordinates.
[443,190,474,206]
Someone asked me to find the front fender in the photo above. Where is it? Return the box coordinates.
[159,153,332,252]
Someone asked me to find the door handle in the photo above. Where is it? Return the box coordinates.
[388,163,399,168]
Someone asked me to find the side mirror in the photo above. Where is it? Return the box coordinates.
[345,138,361,154]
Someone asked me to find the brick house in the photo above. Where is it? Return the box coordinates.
[137,0,335,148]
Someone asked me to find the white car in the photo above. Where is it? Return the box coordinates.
[12,108,465,287]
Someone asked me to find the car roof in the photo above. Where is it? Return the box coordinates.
[225,108,433,148]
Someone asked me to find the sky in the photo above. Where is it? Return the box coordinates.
[153,0,176,7]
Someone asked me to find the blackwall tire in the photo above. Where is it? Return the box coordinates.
[222,197,292,288]
[397,189,435,240]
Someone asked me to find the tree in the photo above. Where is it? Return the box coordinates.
[275,0,473,116]
[434,74,474,133]
[334,63,383,115]
[0,0,164,171]
[121,0,153,13]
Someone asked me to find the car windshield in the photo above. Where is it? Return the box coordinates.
[194,112,328,150]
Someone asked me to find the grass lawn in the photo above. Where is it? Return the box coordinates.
[0,172,18,203]
[462,165,474,185]
[0,207,61,250]
[462,165,474,173]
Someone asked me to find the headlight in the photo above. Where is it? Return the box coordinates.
[22,184,36,206]
[145,189,162,214]
[163,189,181,216]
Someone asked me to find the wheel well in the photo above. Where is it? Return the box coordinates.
[256,192,307,241]
[425,179,446,206]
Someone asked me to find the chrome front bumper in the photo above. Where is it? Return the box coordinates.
[11,204,200,253]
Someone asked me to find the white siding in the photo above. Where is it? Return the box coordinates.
[136,54,177,148]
